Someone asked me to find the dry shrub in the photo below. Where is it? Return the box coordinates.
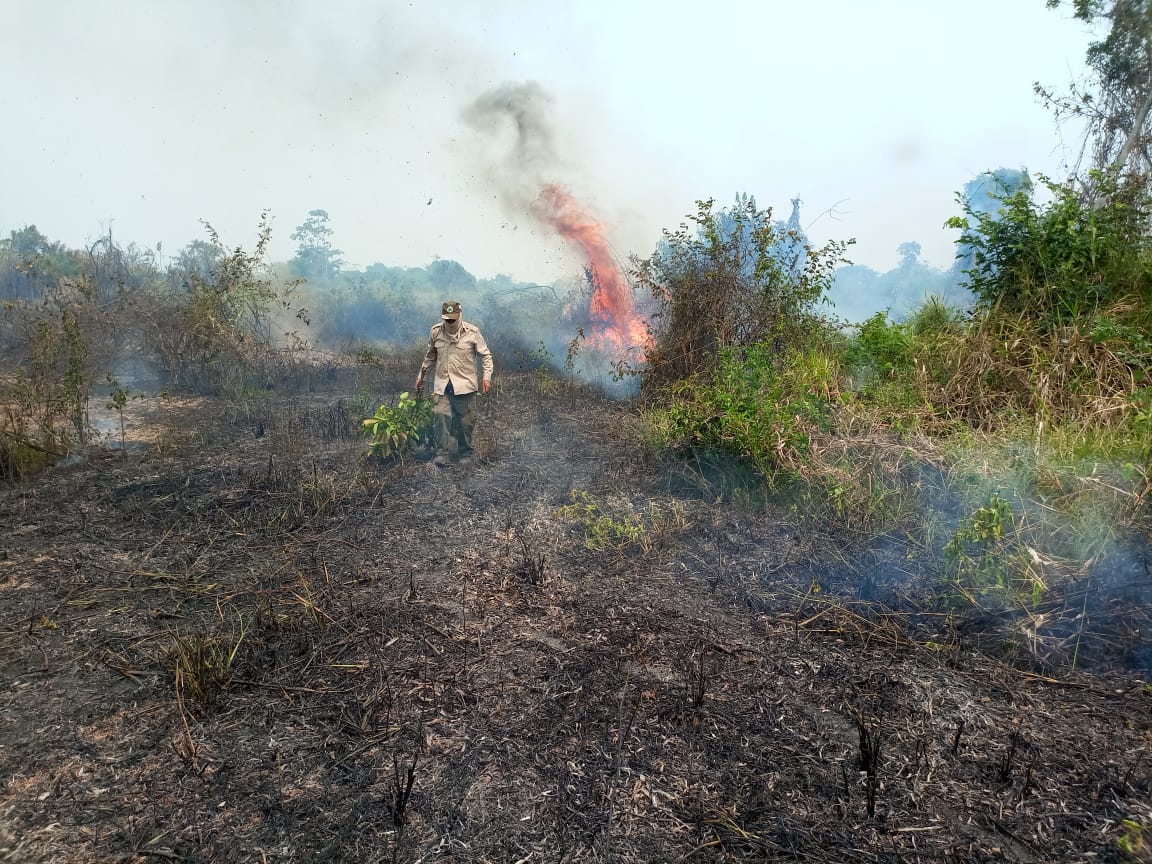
[170,628,246,712]
[0,280,124,479]
[916,309,1147,431]
[137,214,310,397]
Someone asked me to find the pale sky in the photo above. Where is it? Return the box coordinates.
[2,1,1093,281]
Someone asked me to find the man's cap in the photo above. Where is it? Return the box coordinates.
[441,301,462,320]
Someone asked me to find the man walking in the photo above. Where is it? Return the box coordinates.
[415,300,494,466]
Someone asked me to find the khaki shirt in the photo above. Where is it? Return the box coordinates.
[418,320,494,395]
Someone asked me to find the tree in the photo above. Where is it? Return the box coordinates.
[171,239,221,284]
[897,241,922,268]
[289,209,343,281]
[427,257,477,295]
[3,225,54,259]
[1041,1,1152,191]
[0,226,83,300]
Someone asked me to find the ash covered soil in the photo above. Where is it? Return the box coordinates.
[2,374,1151,863]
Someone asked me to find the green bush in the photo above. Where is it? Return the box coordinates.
[844,311,914,385]
[907,296,964,339]
[554,491,647,550]
[633,196,849,387]
[939,493,1054,609]
[362,391,432,459]
[950,173,1152,327]
[645,341,831,485]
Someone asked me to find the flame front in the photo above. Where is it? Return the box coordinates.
[533,183,649,359]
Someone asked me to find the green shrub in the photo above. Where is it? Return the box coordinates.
[907,296,964,339]
[844,311,914,384]
[554,491,647,550]
[645,341,831,485]
[362,391,432,459]
[950,173,1152,327]
[633,196,849,387]
[940,493,1050,608]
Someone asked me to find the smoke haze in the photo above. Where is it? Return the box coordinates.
[1,0,1093,283]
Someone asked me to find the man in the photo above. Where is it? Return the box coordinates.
[415,300,494,466]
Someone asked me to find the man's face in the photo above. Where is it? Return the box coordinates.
[443,317,461,334]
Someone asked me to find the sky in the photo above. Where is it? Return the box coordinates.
[2,1,1095,282]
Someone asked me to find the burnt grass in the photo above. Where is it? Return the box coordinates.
[2,372,1152,863]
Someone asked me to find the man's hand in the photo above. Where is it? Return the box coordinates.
[482,380,492,395]
[414,377,425,392]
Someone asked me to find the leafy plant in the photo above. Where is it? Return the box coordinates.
[555,490,647,551]
[945,494,1012,551]
[844,311,913,385]
[645,341,831,486]
[1118,817,1151,862]
[633,195,850,387]
[907,295,964,339]
[105,373,130,454]
[940,494,1043,606]
[362,391,432,459]
[949,172,1152,327]
[513,340,561,395]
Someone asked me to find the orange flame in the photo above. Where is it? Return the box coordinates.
[533,183,649,359]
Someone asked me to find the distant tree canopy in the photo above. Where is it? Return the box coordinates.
[4,225,56,259]
[0,227,60,299]
[289,209,343,282]
[828,254,961,324]
[171,239,221,285]
[427,257,477,296]
[897,242,922,267]
[825,167,1043,325]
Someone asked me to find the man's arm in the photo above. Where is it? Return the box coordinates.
[475,330,494,394]
[415,325,439,390]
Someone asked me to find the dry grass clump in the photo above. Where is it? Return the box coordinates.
[917,308,1149,433]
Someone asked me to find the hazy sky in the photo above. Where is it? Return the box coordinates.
[3,1,1094,282]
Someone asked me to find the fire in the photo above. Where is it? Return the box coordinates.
[533,183,650,359]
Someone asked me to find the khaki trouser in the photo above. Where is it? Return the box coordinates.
[433,392,476,456]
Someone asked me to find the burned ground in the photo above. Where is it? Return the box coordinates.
[2,374,1151,863]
